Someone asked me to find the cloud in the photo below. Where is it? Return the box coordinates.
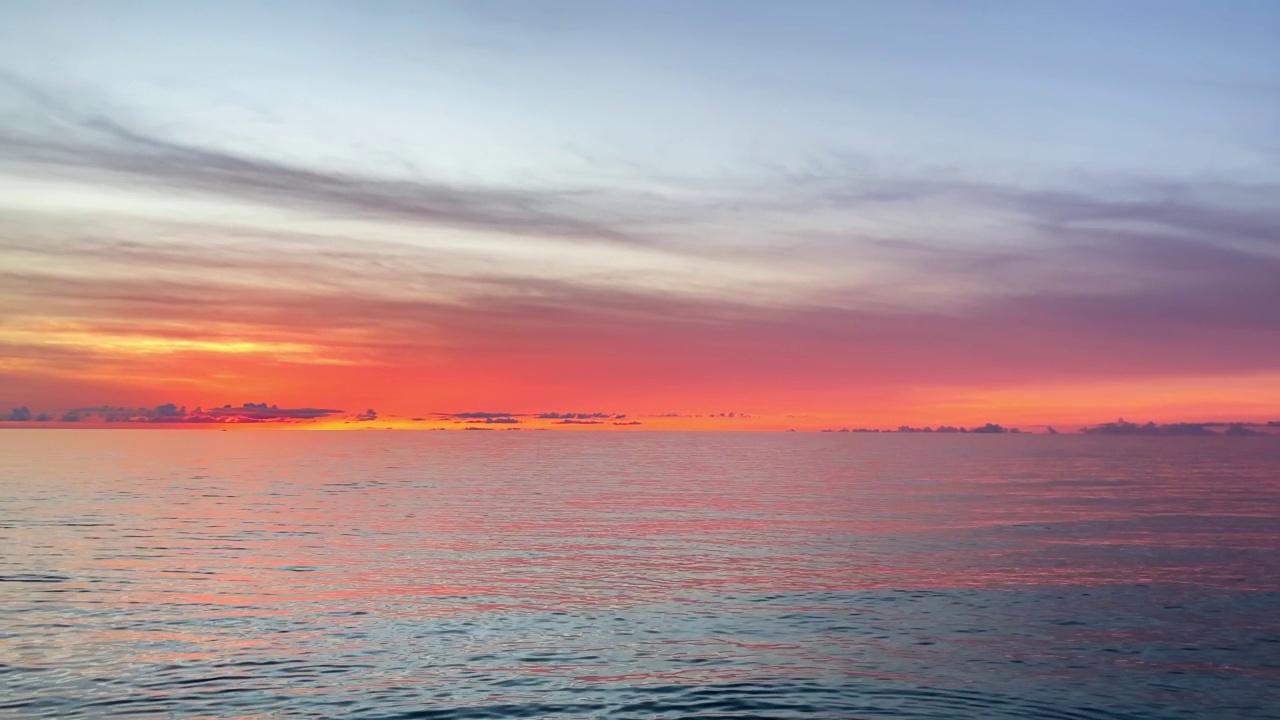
[1078,419,1277,436]
[967,423,1017,434]
[5,254,1277,423]
[354,408,378,421]
[613,420,642,426]
[466,416,520,424]
[34,403,346,424]
[0,74,656,247]
[2,73,1278,423]
[554,419,603,425]
[3,407,32,421]
[1082,419,1215,436]
[204,403,343,420]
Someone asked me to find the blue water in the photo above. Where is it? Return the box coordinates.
[1,431,1278,718]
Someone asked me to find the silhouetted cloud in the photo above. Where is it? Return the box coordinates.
[1223,424,1263,437]
[536,411,616,419]
[40,403,345,424]
[466,416,520,424]
[554,419,603,425]
[613,421,642,426]
[968,423,1018,434]
[1077,419,1275,436]
[3,407,32,421]
[204,403,343,420]
[354,409,378,422]
[444,411,522,419]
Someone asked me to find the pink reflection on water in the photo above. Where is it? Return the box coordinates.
[2,431,1279,718]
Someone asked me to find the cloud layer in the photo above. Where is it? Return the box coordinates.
[1,60,1278,426]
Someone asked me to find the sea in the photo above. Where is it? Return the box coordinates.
[1,431,1277,718]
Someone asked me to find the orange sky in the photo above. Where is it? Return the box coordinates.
[4,291,1279,430]
[1,19,1278,431]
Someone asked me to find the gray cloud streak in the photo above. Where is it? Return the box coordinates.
[0,74,655,246]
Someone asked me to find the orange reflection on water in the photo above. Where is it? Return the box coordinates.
[3,430,1279,718]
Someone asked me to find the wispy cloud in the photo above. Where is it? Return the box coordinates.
[3,237,1278,420]
[3,72,1279,423]
[0,74,664,247]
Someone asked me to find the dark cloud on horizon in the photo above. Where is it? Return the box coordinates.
[0,403,347,424]
[644,412,748,419]
[439,411,627,423]
[1,406,56,422]
[1080,419,1274,436]
[205,403,343,420]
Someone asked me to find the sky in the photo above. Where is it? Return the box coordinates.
[1,0,1278,430]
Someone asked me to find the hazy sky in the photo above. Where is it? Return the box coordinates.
[1,1,1278,428]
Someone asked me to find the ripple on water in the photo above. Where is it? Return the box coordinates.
[2,432,1279,718]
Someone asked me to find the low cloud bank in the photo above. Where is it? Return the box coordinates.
[1,403,344,424]
[1081,419,1269,436]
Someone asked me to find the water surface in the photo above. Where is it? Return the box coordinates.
[2,431,1278,718]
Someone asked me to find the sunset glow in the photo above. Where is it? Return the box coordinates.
[4,5,1280,718]
[1,2,1277,431]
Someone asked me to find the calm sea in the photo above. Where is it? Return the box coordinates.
[1,431,1278,718]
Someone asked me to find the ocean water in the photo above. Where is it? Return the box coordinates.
[1,431,1277,719]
